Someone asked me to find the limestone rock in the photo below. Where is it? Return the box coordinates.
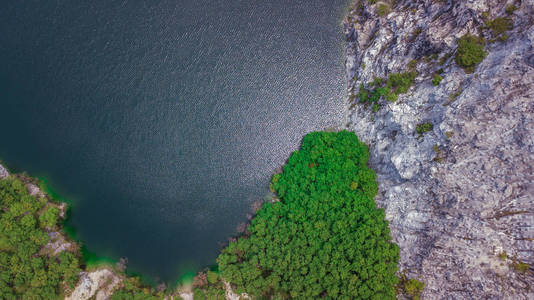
[66,268,122,300]
[26,183,45,198]
[0,163,9,179]
[224,281,249,300]
[344,0,534,298]
[40,231,76,256]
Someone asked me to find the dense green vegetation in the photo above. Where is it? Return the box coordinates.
[0,177,81,299]
[486,17,513,36]
[110,277,164,300]
[455,34,487,73]
[356,71,417,110]
[217,131,399,299]
[0,175,167,300]
[192,270,226,299]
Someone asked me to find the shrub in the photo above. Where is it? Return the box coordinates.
[357,71,416,107]
[358,84,369,103]
[408,59,418,70]
[39,206,59,229]
[378,4,390,17]
[432,74,443,86]
[387,71,417,94]
[487,17,513,36]
[432,145,443,163]
[416,122,433,135]
[193,287,225,300]
[206,271,219,284]
[110,277,163,300]
[404,278,425,299]
[217,131,400,299]
[455,34,486,73]
[373,103,381,112]
[511,261,530,274]
[443,86,463,106]
[371,77,384,87]
[192,270,226,299]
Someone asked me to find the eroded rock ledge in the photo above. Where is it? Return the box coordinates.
[344,0,533,298]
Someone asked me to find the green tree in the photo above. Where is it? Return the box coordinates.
[217,131,399,299]
[110,277,163,300]
[0,177,81,299]
[40,206,59,229]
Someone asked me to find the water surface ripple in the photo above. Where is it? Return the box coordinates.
[0,0,348,281]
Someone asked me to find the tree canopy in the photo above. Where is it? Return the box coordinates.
[110,277,164,300]
[0,177,81,299]
[0,175,167,300]
[217,131,399,299]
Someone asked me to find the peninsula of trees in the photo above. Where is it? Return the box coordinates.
[217,131,400,299]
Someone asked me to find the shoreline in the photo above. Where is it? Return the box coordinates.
[3,2,363,298]
[0,162,249,299]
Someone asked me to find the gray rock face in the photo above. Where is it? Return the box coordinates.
[66,268,122,300]
[344,0,534,298]
[0,164,8,179]
[26,183,46,198]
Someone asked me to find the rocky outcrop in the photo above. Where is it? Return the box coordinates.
[26,183,45,198]
[0,164,8,179]
[224,281,249,300]
[344,0,533,299]
[66,268,122,300]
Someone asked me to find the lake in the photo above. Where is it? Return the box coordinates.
[0,0,348,282]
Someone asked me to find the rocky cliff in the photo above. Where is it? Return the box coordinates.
[344,0,533,298]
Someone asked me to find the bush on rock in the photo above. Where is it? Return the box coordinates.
[455,34,487,73]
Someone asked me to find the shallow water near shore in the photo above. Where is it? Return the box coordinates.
[0,0,348,282]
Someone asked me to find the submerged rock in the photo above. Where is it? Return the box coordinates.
[344,0,534,298]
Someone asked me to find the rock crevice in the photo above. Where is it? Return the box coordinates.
[344,0,534,298]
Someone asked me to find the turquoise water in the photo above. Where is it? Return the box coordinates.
[0,0,347,282]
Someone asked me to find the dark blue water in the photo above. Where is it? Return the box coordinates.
[0,0,347,282]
